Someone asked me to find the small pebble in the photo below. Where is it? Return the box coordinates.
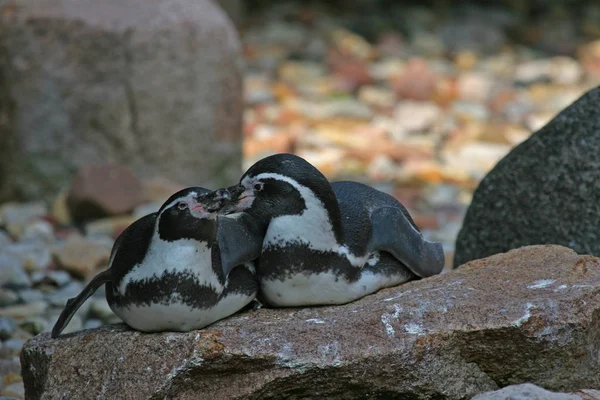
[394,101,441,133]
[457,71,495,101]
[1,339,25,358]
[51,189,72,226]
[0,202,47,238]
[47,281,83,307]
[0,254,30,289]
[514,59,552,85]
[1,371,21,387]
[451,101,490,122]
[0,230,11,249]
[21,220,55,244]
[3,241,52,273]
[31,270,72,288]
[18,317,49,336]
[358,86,396,108]
[0,302,47,319]
[0,359,21,378]
[0,317,15,341]
[10,327,33,341]
[17,289,44,304]
[0,289,19,308]
[89,299,116,322]
[1,380,25,399]
[84,319,103,330]
[53,235,111,278]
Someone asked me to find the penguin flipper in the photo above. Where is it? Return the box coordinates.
[367,207,445,278]
[51,269,112,338]
[216,213,265,277]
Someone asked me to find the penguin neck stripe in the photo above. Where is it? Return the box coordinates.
[159,192,197,217]
[254,172,354,255]
[252,172,378,267]
[250,172,315,196]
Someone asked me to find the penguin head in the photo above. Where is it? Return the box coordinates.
[156,187,228,242]
[221,154,343,239]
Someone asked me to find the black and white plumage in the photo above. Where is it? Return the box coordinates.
[220,153,445,307]
[51,187,260,338]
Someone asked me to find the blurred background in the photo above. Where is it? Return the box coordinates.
[1,1,600,395]
[234,0,600,267]
[1,0,600,269]
[0,0,600,397]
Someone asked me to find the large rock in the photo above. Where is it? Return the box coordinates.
[0,0,243,203]
[21,245,600,399]
[454,87,600,267]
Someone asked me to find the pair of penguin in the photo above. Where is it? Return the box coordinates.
[52,153,444,338]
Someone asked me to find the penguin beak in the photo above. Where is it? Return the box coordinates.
[190,197,207,213]
[219,184,252,215]
[215,188,231,200]
[227,184,245,199]
[195,190,228,213]
[190,203,205,212]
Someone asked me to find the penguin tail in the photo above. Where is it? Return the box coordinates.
[368,206,445,278]
[419,240,445,277]
[51,269,113,339]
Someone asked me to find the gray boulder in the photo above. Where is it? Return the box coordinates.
[454,86,600,267]
[21,245,600,399]
[0,0,243,203]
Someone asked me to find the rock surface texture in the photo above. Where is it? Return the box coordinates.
[454,86,600,267]
[473,384,600,400]
[0,0,243,203]
[21,245,600,399]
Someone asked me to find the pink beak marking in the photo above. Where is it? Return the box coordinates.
[191,204,205,212]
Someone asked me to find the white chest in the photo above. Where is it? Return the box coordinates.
[264,212,338,251]
[263,216,377,268]
[260,266,411,307]
[111,290,255,332]
[118,238,220,294]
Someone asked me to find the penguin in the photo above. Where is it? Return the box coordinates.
[219,153,445,307]
[51,187,263,338]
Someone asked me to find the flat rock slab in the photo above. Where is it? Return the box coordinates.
[21,245,600,399]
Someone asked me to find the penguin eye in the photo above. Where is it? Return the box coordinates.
[254,182,264,192]
[177,201,187,210]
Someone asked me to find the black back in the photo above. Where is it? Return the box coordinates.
[108,213,157,284]
[331,181,419,255]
